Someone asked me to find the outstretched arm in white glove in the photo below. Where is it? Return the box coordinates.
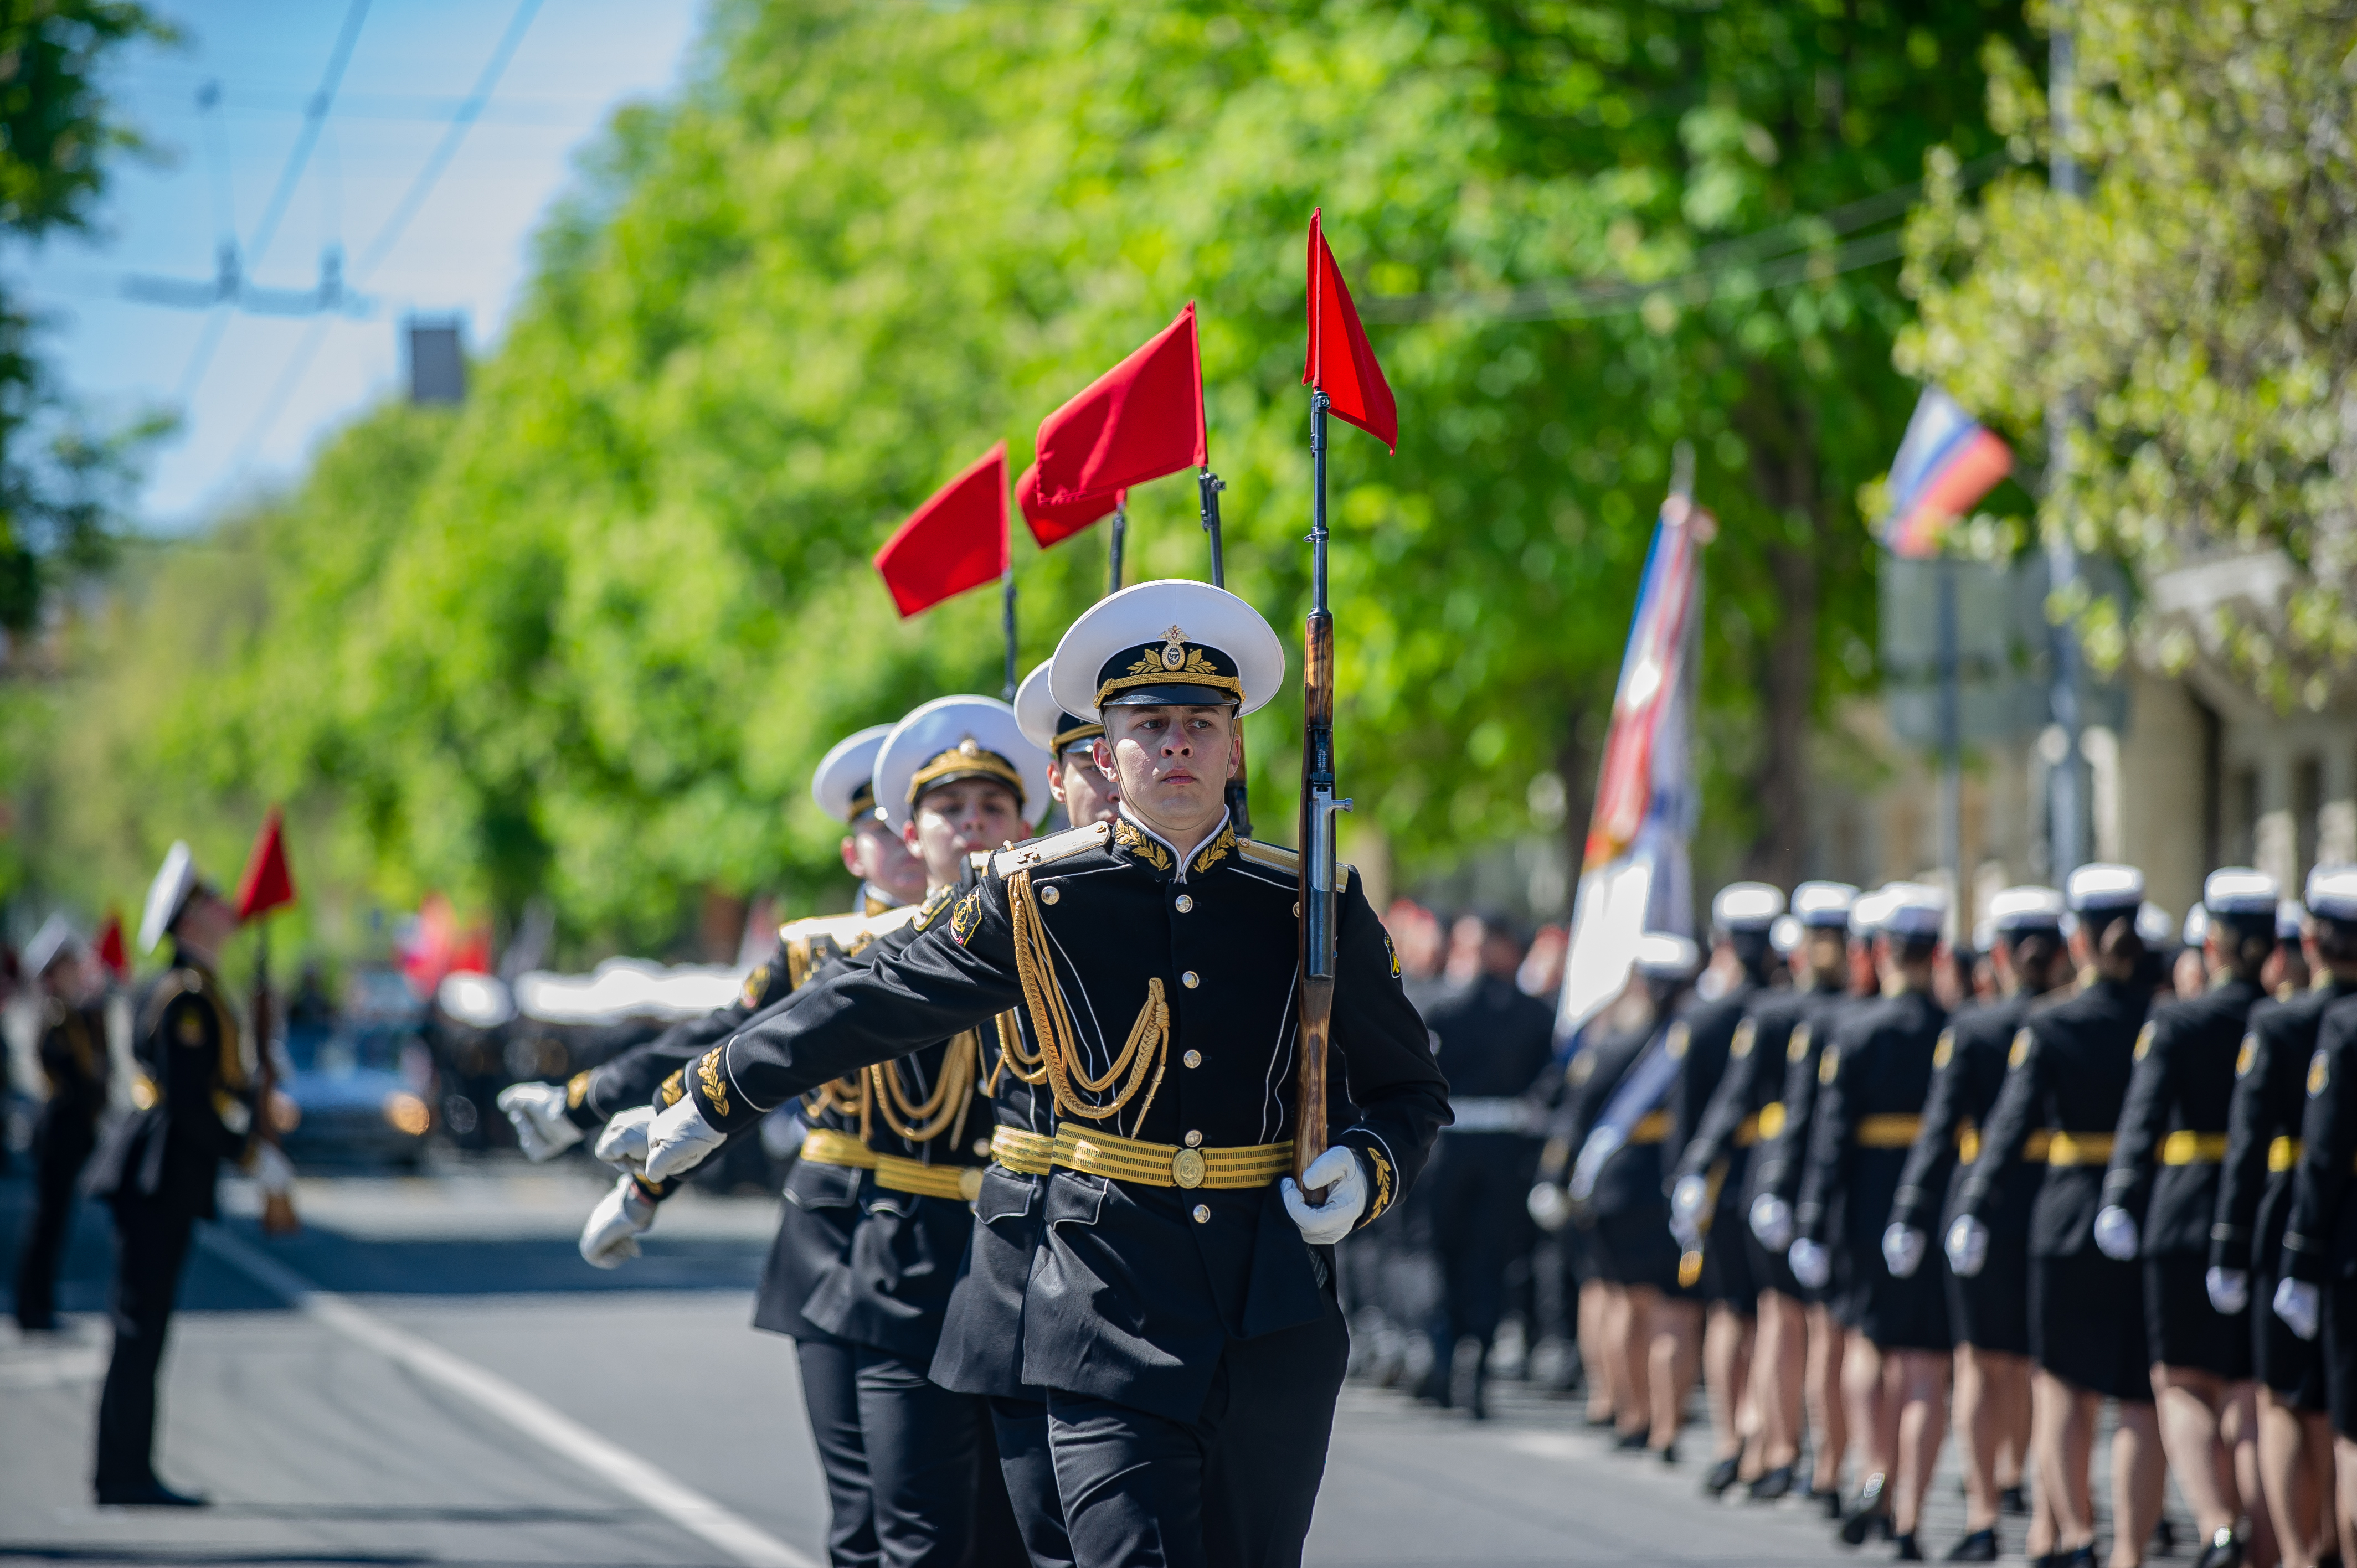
[1946,1215,1989,1277]
[2205,1267,2250,1316]
[1749,1194,1794,1252]
[1882,1224,1927,1280]
[642,1093,729,1182]
[1282,1146,1369,1247]
[1527,1182,1572,1232]
[2275,1277,2322,1342]
[2093,1205,2140,1261]
[1788,1238,1830,1291]
[498,1081,584,1163]
[579,1174,657,1269]
[594,1106,655,1174]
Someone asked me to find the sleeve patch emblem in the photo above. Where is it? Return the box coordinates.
[1383,930,1401,979]
[1933,1030,1953,1070]
[2310,1049,2330,1098]
[2236,1035,2257,1079]
[949,886,984,947]
[912,885,955,932]
[1788,1023,1812,1063]
[2009,1028,2033,1070]
[739,963,770,1007]
[1731,1020,1754,1060]
[2134,1022,2156,1062]
[1667,1024,1689,1061]
[697,1049,732,1119]
[1818,1046,1839,1086]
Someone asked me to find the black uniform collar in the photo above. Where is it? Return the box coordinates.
[860,882,909,917]
[1110,805,1233,883]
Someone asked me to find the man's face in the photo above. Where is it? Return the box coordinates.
[1094,704,1236,840]
[1050,749,1120,828]
[841,816,927,905]
[902,778,1026,889]
[176,889,239,960]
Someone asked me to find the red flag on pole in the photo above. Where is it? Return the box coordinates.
[873,442,1011,617]
[235,806,296,922]
[95,910,128,981]
[1303,209,1398,452]
[1017,460,1125,548]
[1033,303,1208,506]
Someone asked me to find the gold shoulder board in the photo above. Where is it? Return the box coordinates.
[1237,839,1300,873]
[992,820,1114,879]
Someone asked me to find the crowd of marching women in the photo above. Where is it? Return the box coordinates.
[1348,865,2357,1568]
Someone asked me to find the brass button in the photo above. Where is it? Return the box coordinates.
[1184,1129,1203,1147]
[1041,886,1060,905]
[972,1138,992,1156]
[1293,902,1300,917]
[1192,1204,1211,1224]
[1182,971,1200,989]
[1175,894,1193,913]
[1183,1050,1202,1069]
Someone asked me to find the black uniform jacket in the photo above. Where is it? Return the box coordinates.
[1957,977,2150,1257]
[2281,993,2357,1284]
[691,814,1448,1423]
[1675,983,1799,1208]
[2105,978,2264,1257]
[932,1056,1058,1399]
[1424,974,1554,1117]
[1752,987,1857,1211]
[1891,995,2033,1235]
[36,997,111,1131]
[1546,1018,1668,1219]
[1661,978,1759,1222]
[1796,987,1948,1255]
[86,954,255,1218]
[2215,981,2355,1275]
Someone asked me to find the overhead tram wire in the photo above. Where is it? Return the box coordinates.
[228,0,547,473]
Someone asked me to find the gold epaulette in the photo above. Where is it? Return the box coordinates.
[993,819,1113,879]
[1234,838,1355,885]
[778,902,924,986]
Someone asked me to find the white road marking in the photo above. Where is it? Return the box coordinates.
[201,1226,820,1568]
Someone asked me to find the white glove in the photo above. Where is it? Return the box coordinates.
[1527,1182,1572,1232]
[594,1106,655,1173]
[1946,1215,1990,1277]
[579,1174,657,1269]
[642,1093,729,1182]
[498,1081,584,1163]
[2094,1205,2140,1261]
[2274,1277,2322,1342]
[1789,1237,1831,1291]
[1749,1194,1794,1252]
[1882,1224,1927,1279]
[1282,1146,1369,1246]
[253,1141,295,1196]
[1671,1173,1710,1226]
[2206,1267,2250,1316]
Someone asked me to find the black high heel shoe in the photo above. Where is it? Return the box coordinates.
[1839,1473,1890,1548]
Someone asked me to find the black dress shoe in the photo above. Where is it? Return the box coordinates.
[1810,1485,1845,1519]
[1895,1533,1925,1562]
[1613,1427,1650,1452]
[2196,1526,2243,1568]
[1655,1440,1678,1466]
[1748,1464,1795,1501]
[2001,1486,2031,1517]
[95,1481,209,1508]
[1946,1529,1999,1562]
[2060,1548,2097,1568]
[1705,1455,1742,1496]
[1840,1474,1891,1547]
[2153,1518,2176,1556]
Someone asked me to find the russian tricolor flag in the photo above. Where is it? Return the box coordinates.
[1880,386,2013,558]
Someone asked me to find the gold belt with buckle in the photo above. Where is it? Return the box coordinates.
[2035,1131,2113,1167]
[799,1126,879,1171]
[1756,1102,1786,1142]
[2162,1130,2230,1165]
[1856,1114,1923,1148]
[1048,1126,1293,1190]
[2271,1136,2303,1173]
[801,1125,981,1201]
[989,1127,1056,1176]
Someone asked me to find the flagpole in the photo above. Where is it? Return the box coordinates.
[1201,456,1252,834]
[1109,503,1126,596]
[1001,565,1017,704]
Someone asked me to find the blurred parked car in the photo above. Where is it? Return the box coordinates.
[278,967,435,1168]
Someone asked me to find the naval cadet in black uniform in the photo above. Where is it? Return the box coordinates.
[1664,881,1784,1493]
[1885,885,2071,1561]
[1947,863,2165,1568]
[13,916,110,1333]
[2100,868,2279,1568]
[1789,883,1953,1557]
[640,580,1450,1568]
[1413,911,1554,1420]
[84,843,294,1507]
[2216,866,2357,1568]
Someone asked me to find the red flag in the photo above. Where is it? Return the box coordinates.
[95,910,128,981]
[873,442,1011,617]
[1017,460,1125,548]
[235,806,296,922]
[1303,209,1398,452]
[1033,303,1207,506]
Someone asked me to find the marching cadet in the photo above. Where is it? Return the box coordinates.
[495,724,928,1167]
[1664,881,1785,1493]
[1790,884,1953,1559]
[2272,903,2314,1001]
[2215,868,2357,1568]
[637,580,1448,1568]
[13,916,110,1333]
[1751,881,1872,1514]
[1415,910,1555,1420]
[1947,864,2166,1568]
[1532,933,1703,1461]
[925,658,1124,1568]
[2101,868,2280,1568]
[84,843,294,1507]
[1885,886,2072,1561]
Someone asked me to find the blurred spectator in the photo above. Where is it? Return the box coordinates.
[1383,898,1450,1016]
[1518,923,1568,1000]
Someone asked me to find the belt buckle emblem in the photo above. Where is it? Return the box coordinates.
[1171,1147,1207,1188]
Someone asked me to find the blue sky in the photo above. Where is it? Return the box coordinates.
[7,0,706,529]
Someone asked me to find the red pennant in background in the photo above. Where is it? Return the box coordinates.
[95,911,128,981]
[235,806,296,922]
[1303,209,1398,452]
[873,442,1011,617]
[1017,460,1125,548]
[1033,304,1207,506]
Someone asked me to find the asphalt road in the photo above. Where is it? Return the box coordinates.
[0,1162,2166,1566]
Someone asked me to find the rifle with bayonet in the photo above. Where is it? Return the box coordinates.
[1294,390,1351,1190]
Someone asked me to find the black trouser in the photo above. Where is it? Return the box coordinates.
[1422,1136,1535,1361]
[94,1197,196,1493]
[1045,1302,1349,1568]
[797,1337,879,1567]
[990,1396,1073,1568]
[14,1112,95,1329]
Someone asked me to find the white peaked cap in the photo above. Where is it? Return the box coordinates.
[22,913,80,977]
[2202,866,2279,916]
[1049,579,1285,721]
[138,840,198,956]
[2278,900,2308,940]
[2307,865,2357,923]
[2180,902,2209,947]
[1634,931,1700,977]
[1792,881,1860,929]
[872,695,1052,834]
[810,724,897,824]
[1014,658,1104,755]
[2066,863,2144,914]
[1875,881,1948,941]
[1712,882,1785,932]
[1988,885,2065,932]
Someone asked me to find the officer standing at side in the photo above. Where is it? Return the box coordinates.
[13,917,110,1333]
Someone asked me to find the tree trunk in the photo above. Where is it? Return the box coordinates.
[1740,378,1825,885]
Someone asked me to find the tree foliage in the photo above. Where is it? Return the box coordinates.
[1899,0,2357,709]
[20,0,2027,952]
